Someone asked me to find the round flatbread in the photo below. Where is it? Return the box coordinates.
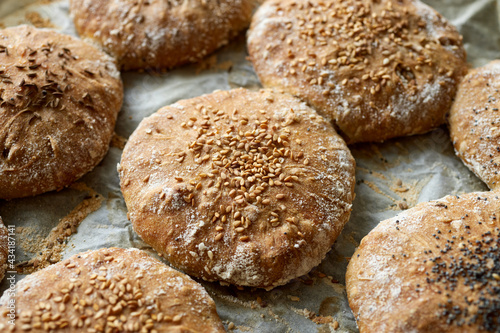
[449,60,500,190]
[0,25,123,199]
[247,0,467,144]
[0,247,225,332]
[119,88,356,289]
[346,191,500,332]
[70,0,254,71]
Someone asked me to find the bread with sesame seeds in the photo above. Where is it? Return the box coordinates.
[0,25,123,199]
[449,60,500,190]
[69,0,255,71]
[0,247,225,332]
[0,217,7,282]
[119,88,356,289]
[247,0,468,144]
[346,191,500,333]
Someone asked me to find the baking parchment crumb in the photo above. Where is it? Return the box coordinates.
[16,182,103,274]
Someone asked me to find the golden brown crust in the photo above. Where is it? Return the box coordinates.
[247,0,467,144]
[0,25,123,200]
[69,0,255,71]
[0,217,7,282]
[346,191,500,333]
[0,247,225,333]
[449,60,500,190]
[119,88,355,289]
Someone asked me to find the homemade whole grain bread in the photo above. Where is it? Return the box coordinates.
[0,247,225,332]
[346,191,500,332]
[248,0,468,144]
[0,25,123,199]
[119,88,356,289]
[70,0,254,71]
[449,60,500,190]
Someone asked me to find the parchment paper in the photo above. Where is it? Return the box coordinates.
[0,0,497,332]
